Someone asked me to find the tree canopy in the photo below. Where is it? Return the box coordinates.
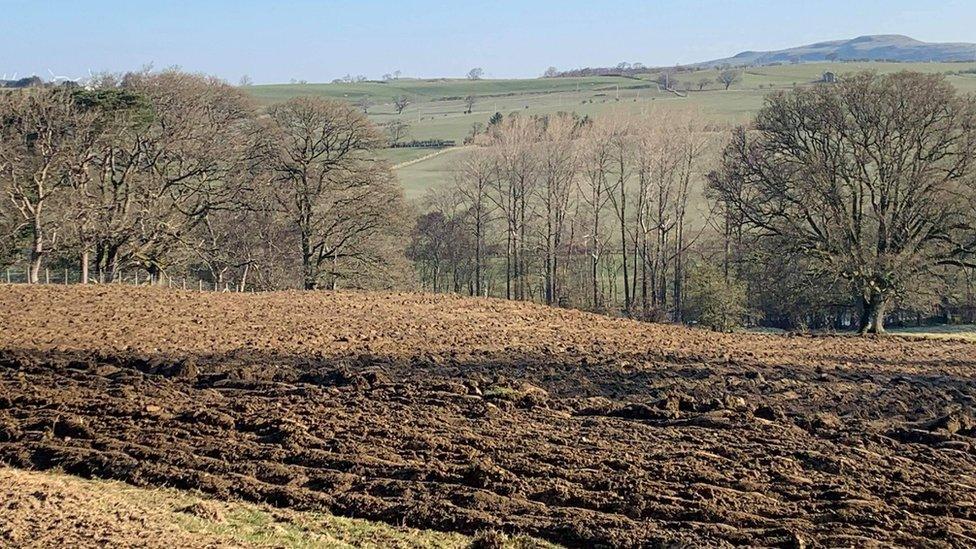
[709,71,976,333]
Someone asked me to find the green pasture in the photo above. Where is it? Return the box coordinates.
[247,62,976,201]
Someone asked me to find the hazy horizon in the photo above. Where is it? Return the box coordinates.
[3,0,975,84]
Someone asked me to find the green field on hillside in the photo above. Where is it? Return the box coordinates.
[247,62,976,200]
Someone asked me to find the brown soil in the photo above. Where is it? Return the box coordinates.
[2,285,976,547]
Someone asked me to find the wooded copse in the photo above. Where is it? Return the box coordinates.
[0,69,408,292]
[410,108,714,323]
[3,69,976,333]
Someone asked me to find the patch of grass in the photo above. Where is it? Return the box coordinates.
[6,467,557,548]
[887,324,976,342]
[395,147,471,199]
[177,505,471,548]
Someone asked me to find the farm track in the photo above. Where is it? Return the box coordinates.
[391,146,468,170]
[2,286,976,547]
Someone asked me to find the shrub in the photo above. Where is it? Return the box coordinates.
[684,262,750,332]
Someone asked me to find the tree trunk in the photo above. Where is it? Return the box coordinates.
[28,250,42,285]
[238,263,250,292]
[673,223,684,322]
[518,194,526,301]
[544,203,554,305]
[474,217,482,297]
[859,292,887,335]
[301,232,318,290]
[619,199,630,313]
[106,246,121,283]
[505,224,512,300]
[28,217,43,284]
[80,250,89,284]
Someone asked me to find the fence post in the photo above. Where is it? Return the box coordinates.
[198,279,203,292]
[45,269,50,284]
[135,272,139,285]
[64,268,68,285]
[5,268,9,283]
[182,277,187,290]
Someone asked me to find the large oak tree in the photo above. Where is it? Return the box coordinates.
[709,71,976,333]
[260,96,404,290]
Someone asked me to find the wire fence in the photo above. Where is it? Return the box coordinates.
[1,265,248,292]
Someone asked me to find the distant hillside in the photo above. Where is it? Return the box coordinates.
[699,35,976,67]
[557,35,976,77]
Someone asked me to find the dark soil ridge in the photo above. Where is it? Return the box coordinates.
[2,347,976,547]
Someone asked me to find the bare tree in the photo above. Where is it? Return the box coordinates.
[717,70,741,90]
[392,95,410,114]
[536,113,580,304]
[487,115,537,300]
[696,77,711,91]
[543,66,559,78]
[467,68,484,80]
[630,108,709,317]
[354,95,373,114]
[260,96,404,289]
[0,88,99,283]
[452,150,497,296]
[667,111,709,320]
[463,95,476,114]
[655,71,674,90]
[709,72,976,333]
[579,118,614,309]
[383,119,410,145]
[602,114,635,311]
[0,69,413,293]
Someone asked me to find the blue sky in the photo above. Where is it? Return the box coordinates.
[2,0,973,83]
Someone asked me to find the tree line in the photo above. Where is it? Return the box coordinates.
[408,108,715,322]
[0,69,408,291]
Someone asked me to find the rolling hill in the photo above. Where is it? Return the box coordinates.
[699,34,976,67]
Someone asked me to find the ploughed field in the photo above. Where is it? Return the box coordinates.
[2,286,976,547]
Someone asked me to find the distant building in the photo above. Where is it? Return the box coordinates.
[821,71,837,83]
